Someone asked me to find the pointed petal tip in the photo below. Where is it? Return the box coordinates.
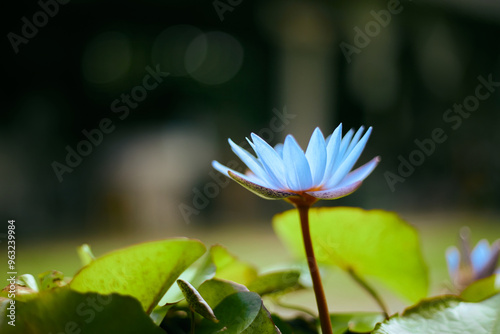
[211,160,222,169]
[250,132,261,142]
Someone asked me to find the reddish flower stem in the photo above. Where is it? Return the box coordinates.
[296,204,333,334]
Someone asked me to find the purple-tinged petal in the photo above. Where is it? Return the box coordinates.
[283,135,313,191]
[306,180,362,199]
[228,171,295,200]
[446,246,460,279]
[337,156,381,186]
[471,239,491,274]
[474,240,500,280]
[305,128,327,186]
[459,227,473,268]
[250,133,288,189]
[325,127,373,188]
[228,138,274,188]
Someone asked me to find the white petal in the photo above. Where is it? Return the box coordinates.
[283,135,313,191]
[344,126,365,159]
[274,143,284,158]
[321,124,342,185]
[335,128,354,168]
[325,127,373,188]
[211,160,269,189]
[305,128,327,186]
[250,133,288,189]
[228,139,275,188]
[336,156,380,187]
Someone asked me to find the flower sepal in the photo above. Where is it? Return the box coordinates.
[228,171,296,199]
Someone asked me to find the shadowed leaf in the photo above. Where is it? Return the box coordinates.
[0,287,164,334]
[197,291,279,334]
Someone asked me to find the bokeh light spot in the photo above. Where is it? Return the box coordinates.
[152,25,204,77]
[185,31,244,85]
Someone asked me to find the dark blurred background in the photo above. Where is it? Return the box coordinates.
[3,0,500,239]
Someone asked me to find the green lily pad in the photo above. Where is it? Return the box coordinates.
[70,238,205,313]
[247,270,302,296]
[197,291,279,333]
[0,287,164,334]
[210,245,258,285]
[330,312,385,334]
[273,207,428,302]
[198,278,249,308]
[151,251,216,325]
[461,274,500,302]
[373,294,500,333]
[159,251,216,306]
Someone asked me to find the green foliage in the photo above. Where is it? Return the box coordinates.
[77,243,95,266]
[1,209,497,333]
[247,270,302,296]
[159,251,216,306]
[373,294,500,333]
[177,279,218,323]
[197,278,249,308]
[460,274,500,302]
[273,207,429,302]
[38,270,67,291]
[330,312,386,334]
[210,244,258,285]
[0,288,164,334]
[197,292,279,333]
[70,238,205,314]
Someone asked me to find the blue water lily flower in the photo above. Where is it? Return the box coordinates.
[446,227,500,290]
[212,125,380,202]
